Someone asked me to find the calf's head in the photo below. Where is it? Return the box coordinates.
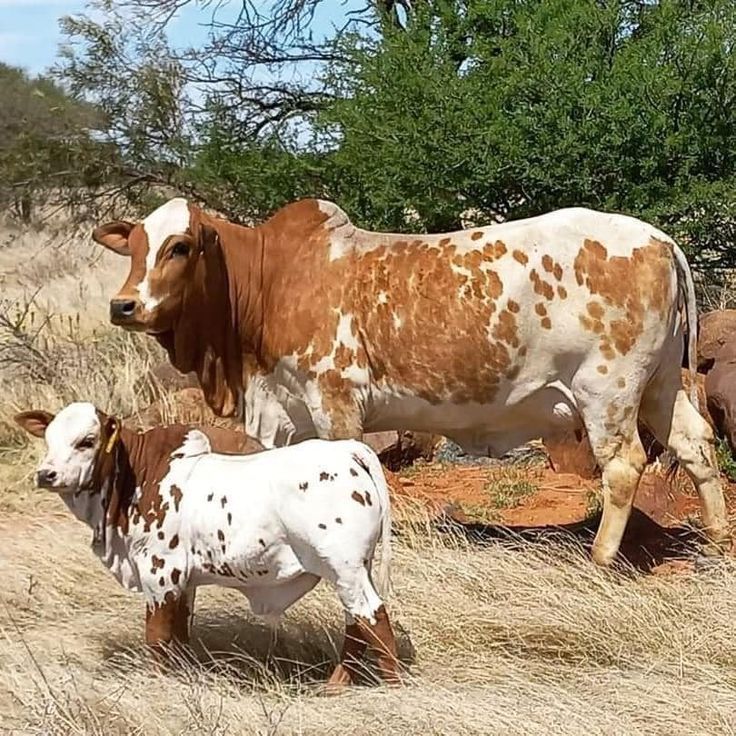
[15,403,120,494]
[92,198,220,335]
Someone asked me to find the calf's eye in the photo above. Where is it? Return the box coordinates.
[171,242,189,258]
[77,437,95,449]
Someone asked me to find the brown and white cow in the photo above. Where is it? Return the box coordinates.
[92,198,728,565]
[15,403,399,690]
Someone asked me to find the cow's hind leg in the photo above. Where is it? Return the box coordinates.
[325,565,400,691]
[641,369,729,553]
[575,386,647,566]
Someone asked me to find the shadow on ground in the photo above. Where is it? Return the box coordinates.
[433,506,703,573]
[99,602,416,688]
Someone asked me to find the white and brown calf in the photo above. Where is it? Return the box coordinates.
[15,403,400,689]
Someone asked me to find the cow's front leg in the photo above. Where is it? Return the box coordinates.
[308,384,363,440]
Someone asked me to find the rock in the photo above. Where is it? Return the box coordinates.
[543,430,599,479]
[134,362,199,404]
[697,310,736,373]
[362,430,441,471]
[125,387,263,454]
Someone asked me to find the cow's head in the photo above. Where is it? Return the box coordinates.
[92,198,242,417]
[92,198,220,335]
[15,403,120,494]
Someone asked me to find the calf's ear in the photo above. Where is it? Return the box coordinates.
[92,221,134,256]
[14,410,55,438]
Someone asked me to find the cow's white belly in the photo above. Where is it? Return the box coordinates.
[364,379,583,456]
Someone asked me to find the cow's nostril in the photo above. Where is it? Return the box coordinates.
[110,299,137,320]
[37,468,57,487]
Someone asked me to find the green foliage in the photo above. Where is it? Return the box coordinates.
[0,63,114,220]
[485,475,538,509]
[715,438,736,482]
[29,0,736,264]
[314,0,736,263]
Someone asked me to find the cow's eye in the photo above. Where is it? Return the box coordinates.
[171,242,189,258]
[77,437,95,450]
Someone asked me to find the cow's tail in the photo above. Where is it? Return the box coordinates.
[352,442,392,599]
[672,241,699,411]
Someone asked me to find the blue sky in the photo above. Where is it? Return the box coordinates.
[0,0,360,76]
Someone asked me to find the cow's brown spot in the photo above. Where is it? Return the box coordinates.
[335,517,343,524]
[159,577,165,586]
[597,365,608,374]
[365,491,373,506]
[484,240,507,260]
[217,529,225,542]
[617,377,626,388]
[351,491,366,506]
[227,512,232,525]
[529,269,555,300]
[207,493,214,502]
[350,468,358,477]
[299,481,309,490]
[535,303,547,317]
[170,484,183,512]
[574,238,672,357]
[557,285,568,299]
[600,339,616,361]
[542,255,554,273]
[553,263,563,281]
[259,538,266,547]
[471,231,484,240]
[318,523,327,529]
[220,496,227,508]
[168,534,179,549]
[507,300,520,313]
[171,568,181,584]
[151,555,165,574]
[587,302,605,320]
[541,317,552,330]
[493,309,519,348]
[512,250,528,265]
[157,531,165,540]
[319,471,330,481]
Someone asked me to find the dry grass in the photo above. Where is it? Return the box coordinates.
[2,217,736,735]
[2,516,736,735]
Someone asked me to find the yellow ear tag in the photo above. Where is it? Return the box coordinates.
[105,424,120,454]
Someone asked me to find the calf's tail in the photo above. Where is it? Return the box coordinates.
[352,442,393,598]
[672,241,699,410]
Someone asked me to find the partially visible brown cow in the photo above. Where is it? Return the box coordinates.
[705,340,736,455]
[698,309,736,373]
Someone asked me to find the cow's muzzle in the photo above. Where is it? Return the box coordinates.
[109,298,139,325]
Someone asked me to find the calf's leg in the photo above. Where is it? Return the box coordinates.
[145,589,194,656]
[325,566,400,690]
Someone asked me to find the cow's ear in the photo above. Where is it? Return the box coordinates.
[92,221,134,256]
[198,223,220,254]
[14,410,54,438]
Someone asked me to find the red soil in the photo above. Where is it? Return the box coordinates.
[387,460,736,572]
